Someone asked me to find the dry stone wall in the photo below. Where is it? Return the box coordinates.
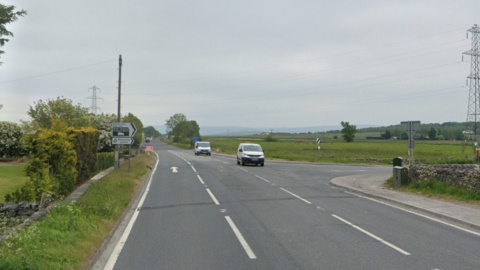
[409,164,480,192]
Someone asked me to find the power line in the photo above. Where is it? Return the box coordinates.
[0,59,117,84]
[127,27,466,84]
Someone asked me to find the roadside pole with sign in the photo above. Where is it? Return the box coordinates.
[401,121,420,165]
[316,138,321,150]
[112,122,137,170]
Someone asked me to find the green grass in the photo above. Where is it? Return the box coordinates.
[385,178,480,203]
[164,138,469,165]
[0,154,155,270]
[0,166,29,204]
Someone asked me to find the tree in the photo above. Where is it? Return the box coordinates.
[429,127,437,140]
[27,97,91,129]
[0,121,25,157]
[171,121,193,143]
[89,113,117,152]
[381,129,392,139]
[123,112,144,147]
[165,113,187,134]
[340,121,357,142]
[144,126,162,138]
[0,4,26,65]
[188,120,200,138]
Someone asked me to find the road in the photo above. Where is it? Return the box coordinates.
[104,140,480,270]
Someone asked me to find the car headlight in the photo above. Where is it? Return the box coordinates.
[260,155,264,158]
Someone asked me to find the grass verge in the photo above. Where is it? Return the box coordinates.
[0,154,155,270]
[0,166,29,204]
[385,177,480,204]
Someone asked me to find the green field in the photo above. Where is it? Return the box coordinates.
[0,166,29,204]
[169,137,471,165]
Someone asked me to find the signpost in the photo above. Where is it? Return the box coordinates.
[112,138,134,145]
[112,122,137,171]
[401,121,420,165]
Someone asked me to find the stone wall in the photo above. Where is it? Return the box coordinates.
[409,164,480,192]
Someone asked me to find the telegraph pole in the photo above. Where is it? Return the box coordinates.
[115,55,123,170]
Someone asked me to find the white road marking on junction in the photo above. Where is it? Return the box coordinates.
[349,192,480,237]
[104,153,160,270]
[170,167,178,173]
[332,214,411,255]
[206,188,220,205]
[197,175,205,184]
[239,168,249,172]
[225,216,257,259]
[191,166,197,173]
[223,161,229,164]
[280,188,312,204]
[255,175,270,183]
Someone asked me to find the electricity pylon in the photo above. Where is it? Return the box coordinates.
[463,24,480,153]
[85,85,103,114]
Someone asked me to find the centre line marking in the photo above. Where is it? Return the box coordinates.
[206,188,220,205]
[223,161,229,164]
[225,216,257,259]
[239,168,248,172]
[280,188,312,204]
[191,166,197,172]
[255,175,270,183]
[197,175,205,184]
[332,214,411,255]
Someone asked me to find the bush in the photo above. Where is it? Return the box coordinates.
[263,135,278,142]
[0,254,39,270]
[97,152,115,171]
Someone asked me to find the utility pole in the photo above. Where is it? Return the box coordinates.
[270,129,273,136]
[85,86,103,114]
[463,25,480,154]
[115,55,123,170]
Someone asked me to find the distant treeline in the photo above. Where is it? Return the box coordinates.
[327,122,469,140]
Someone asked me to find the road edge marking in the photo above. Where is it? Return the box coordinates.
[104,152,160,270]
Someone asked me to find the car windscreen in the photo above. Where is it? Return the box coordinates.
[244,145,262,152]
[197,142,210,147]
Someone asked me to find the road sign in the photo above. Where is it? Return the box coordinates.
[112,122,137,137]
[145,146,153,152]
[316,138,321,144]
[401,121,420,134]
[112,137,134,145]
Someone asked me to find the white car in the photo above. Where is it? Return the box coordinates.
[194,141,212,156]
[237,143,264,166]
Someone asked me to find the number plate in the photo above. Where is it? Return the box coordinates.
[251,158,258,161]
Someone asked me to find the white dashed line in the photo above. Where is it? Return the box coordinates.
[225,216,257,259]
[206,188,220,205]
[279,188,312,204]
[239,168,248,172]
[197,175,205,184]
[191,166,197,173]
[255,175,270,183]
[332,214,411,255]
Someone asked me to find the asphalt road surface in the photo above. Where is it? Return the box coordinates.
[105,141,480,270]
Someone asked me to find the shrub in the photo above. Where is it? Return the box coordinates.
[263,135,278,142]
[97,152,115,171]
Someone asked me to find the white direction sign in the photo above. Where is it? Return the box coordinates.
[112,137,134,145]
[112,122,137,137]
[401,121,420,134]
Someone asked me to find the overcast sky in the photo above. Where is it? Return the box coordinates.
[0,0,479,129]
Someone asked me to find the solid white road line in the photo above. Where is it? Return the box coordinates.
[225,216,257,259]
[255,175,270,183]
[206,188,220,205]
[104,153,160,270]
[332,214,411,255]
[280,188,312,204]
[197,175,205,184]
[347,191,480,237]
[191,166,197,172]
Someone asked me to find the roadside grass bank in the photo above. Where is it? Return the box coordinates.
[0,166,29,204]
[385,177,480,205]
[0,154,155,270]
[163,138,468,165]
